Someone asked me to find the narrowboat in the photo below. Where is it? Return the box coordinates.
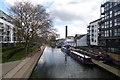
[70,50,93,65]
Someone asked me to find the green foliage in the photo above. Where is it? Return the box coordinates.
[2,45,24,52]
[0,52,2,56]
[2,45,39,63]
[2,46,24,63]
[8,50,25,62]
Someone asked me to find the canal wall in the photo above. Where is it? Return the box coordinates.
[92,59,120,77]
[22,46,46,78]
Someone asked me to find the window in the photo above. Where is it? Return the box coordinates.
[114,2,117,6]
[106,21,109,28]
[105,30,109,37]
[114,8,120,16]
[105,31,107,37]
[6,31,9,35]
[118,29,120,36]
[110,24,112,27]
[92,25,94,28]
[114,29,117,36]
[109,20,112,27]
[110,11,112,14]
[92,38,94,42]
[110,20,112,24]
[5,24,10,30]
[118,11,120,15]
[101,31,104,37]
[114,18,120,26]
[107,30,109,37]
[92,29,94,32]
[115,12,117,16]
[118,18,120,25]
[0,36,2,41]
[0,22,3,26]
[102,25,104,28]
[105,22,107,28]
[114,19,117,26]
[94,35,96,38]
[110,30,112,36]
[92,34,94,37]
[110,2,112,8]
[94,40,96,42]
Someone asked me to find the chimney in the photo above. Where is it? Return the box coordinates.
[65,26,68,38]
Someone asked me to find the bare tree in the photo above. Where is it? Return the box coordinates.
[10,2,53,54]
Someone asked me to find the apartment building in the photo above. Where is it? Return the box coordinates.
[99,1,120,53]
[87,19,100,47]
[0,10,16,45]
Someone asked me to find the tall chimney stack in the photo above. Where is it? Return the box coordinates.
[65,26,68,38]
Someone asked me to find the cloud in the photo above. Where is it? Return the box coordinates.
[5,0,104,38]
[51,9,84,22]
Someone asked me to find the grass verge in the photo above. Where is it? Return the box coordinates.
[2,45,39,63]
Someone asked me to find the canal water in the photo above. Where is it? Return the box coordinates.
[30,47,118,78]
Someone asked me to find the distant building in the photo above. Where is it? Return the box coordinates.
[0,10,16,45]
[76,34,88,47]
[87,19,101,47]
[64,36,75,46]
[56,38,66,47]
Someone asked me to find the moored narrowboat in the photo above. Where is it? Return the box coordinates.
[70,50,93,65]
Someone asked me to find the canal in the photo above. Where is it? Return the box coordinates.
[30,47,118,78]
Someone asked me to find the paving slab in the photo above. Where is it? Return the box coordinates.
[3,58,30,78]
[2,60,21,76]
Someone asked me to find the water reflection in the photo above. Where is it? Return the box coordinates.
[64,54,67,64]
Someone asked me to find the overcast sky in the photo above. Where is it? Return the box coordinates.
[0,0,104,38]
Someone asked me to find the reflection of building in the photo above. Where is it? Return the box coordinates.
[0,10,16,45]
[87,19,100,47]
[100,1,120,53]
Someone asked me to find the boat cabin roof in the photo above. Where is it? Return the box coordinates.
[71,51,90,58]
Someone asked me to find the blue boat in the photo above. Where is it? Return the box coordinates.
[70,50,93,65]
[61,45,70,55]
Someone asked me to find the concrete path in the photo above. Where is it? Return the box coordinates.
[2,60,21,77]
[0,46,45,79]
